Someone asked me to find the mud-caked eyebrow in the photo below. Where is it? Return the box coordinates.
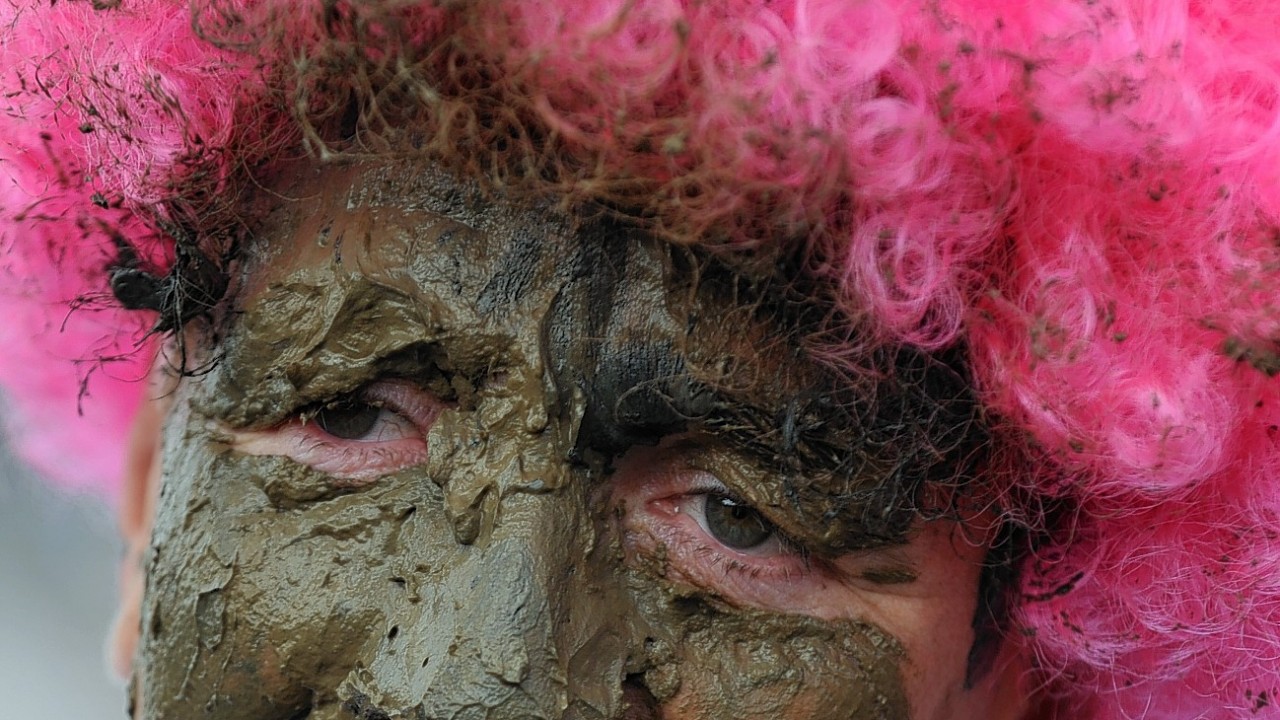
[209,280,455,428]
[587,340,983,553]
[698,402,922,553]
[569,337,905,549]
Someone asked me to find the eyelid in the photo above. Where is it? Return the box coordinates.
[641,464,814,564]
[654,469,806,554]
[679,439,911,557]
[229,378,444,484]
[616,444,797,541]
[340,379,443,430]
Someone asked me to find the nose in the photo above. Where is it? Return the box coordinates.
[340,491,634,720]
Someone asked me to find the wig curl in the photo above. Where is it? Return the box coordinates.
[3,0,1279,717]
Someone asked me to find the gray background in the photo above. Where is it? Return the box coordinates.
[0,436,126,717]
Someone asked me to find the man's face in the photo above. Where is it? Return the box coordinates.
[129,162,1028,719]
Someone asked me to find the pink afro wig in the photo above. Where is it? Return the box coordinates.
[3,0,1280,717]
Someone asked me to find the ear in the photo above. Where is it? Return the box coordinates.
[107,380,167,681]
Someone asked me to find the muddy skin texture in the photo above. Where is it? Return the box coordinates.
[135,161,941,720]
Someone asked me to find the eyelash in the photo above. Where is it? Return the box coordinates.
[692,544,806,582]
[672,484,805,562]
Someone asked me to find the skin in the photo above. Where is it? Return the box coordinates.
[117,160,1033,719]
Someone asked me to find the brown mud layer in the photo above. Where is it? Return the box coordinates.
[135,161,915,719]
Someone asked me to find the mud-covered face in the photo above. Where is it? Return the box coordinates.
[132,162,1026,719]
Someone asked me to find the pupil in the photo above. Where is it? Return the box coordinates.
[315,401,381,440]
[704,495,774,550]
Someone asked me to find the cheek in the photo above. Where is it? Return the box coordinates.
[618,501,993,719]
[627,587,910,720]
[872,522,1001,720]
[137,439,413,718]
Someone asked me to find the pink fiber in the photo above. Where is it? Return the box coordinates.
[0,0,257,493]
[2,0,1280,717]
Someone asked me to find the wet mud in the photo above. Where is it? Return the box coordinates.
[134,161,913,719]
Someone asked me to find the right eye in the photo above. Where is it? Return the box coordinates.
[231,379,445,483]
[313,400,403,441]
[312,397,381,438]
[612,441,927,620]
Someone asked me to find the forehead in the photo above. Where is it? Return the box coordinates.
[228,160,813,429]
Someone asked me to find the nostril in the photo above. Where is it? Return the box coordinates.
[620,677,660,720]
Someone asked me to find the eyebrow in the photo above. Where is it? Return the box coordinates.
[699,387,924,550]
[569,335,898,546]
[572,321,983,553]
[539,234,988,549]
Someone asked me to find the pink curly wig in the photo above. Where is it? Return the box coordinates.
[3,0,1279,717]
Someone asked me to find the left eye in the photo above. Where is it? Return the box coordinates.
[232,379,443,483]
[696,494,779,552]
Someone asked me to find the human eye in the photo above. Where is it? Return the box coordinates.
[613,441,919,617]
[231,379,445,483]
[682,492,787,557]
[615,459,813,604]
